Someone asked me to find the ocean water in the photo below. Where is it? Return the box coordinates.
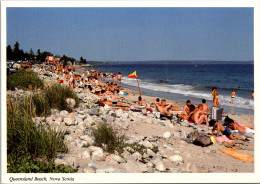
[84,63,254,115]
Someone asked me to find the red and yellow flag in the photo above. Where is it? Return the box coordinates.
[128,71,137,78]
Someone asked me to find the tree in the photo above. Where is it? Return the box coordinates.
[6,45,13,60]
[29,48,34,60]
[37,49,41,61]
[13,42,20,61]
[80,56,84,63]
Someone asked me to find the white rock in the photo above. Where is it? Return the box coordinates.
[140,141,153,149]
[169,155,184,163]
[60,110,69,119]
[54,158,68,166]
[163,132,171,139]
[64,157,80,169]
[89,146,103,152]
[82,150,91,159]
[147,149,156,157]
[65,135,74,143]
[66,98,76,109]
[80,135,94,145]
[83,167,96,173]
[155,160,166,172]
[113,155,126,163]
[64,117,75,126]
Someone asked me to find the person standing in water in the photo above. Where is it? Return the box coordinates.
[212,87,220,107]
[230,89,236,104]
[117,72,122,87]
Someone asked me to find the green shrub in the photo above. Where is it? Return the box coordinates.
[7,97,69,172]
[43,84,79,112]
[92,122,126,154]
[7,69,43,90]
[7,155,75,173]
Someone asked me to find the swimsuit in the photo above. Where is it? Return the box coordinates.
[231,96,235,99]
[195,116,204,124]
[222,127,231,137]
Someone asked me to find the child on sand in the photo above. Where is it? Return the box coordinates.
[209,119,245,140]
[230,89,236,104]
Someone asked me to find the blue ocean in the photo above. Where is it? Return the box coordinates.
[86,62,254,115]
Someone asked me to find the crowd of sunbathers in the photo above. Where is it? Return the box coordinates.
[37,62,254,141]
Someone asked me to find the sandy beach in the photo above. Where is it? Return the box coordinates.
[7,64,250,174]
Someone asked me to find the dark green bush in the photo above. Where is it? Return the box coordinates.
[7,97,69,173]
[7,69,43,90]
[7,155,75,173]
[92,122,126,154]
[43,84,79,112]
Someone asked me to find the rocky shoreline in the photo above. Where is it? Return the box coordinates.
[7,67,254,173]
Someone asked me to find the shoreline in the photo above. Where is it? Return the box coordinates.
[99,79,254,127]
[16,64,253,173]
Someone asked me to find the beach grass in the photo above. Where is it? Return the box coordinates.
[92,121,126,154]
[7,88,77,172]
[7,69,44,90]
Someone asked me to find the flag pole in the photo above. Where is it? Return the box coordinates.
[136,74,141,97]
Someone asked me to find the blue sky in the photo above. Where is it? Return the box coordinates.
[7,8,253,61]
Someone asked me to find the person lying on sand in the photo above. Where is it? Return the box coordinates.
[177,104,195,121]
[98,98,131,107]
[209,119,245,140]
[194,104,209,126]
[155,99,173,116]
[224,116,254,134]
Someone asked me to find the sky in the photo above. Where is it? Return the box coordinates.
[7,8,253,62]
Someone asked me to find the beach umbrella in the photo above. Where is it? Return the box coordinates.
[128,71,141,97]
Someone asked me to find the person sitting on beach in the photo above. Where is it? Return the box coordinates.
[224,116,254,134]
[180,100,192,115]
[194,104,209,126]
[155,99,173,116]
[98,98,131,107]
[69,74,75,89]
[138,96,146,107]
[202,99,211,115]
[177,104,195,121]
[209,119,245,140]
[230,89,236,104]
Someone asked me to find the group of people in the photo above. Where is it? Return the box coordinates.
[37,62,253,142]
[176,99,211,126]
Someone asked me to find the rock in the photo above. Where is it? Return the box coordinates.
[88,108,99,116]
[173,131,181,137]
[66,98,76,109]
[83,167,96,173]
[186,163,198,173]
[77,114,87,120]
[132,152,142,160]
[92,149,104,161]
[64,157,80,169]
[169,155,184,164]
[95,167,129,173]
[80,135,94,145]
[163,132,171,139]
[140,141,153,149]
[121,113,129,119]
[146,149,156,158]
[181,131,187,139]
[64,117,76,126]
[155,160,166,172]
[60,110,69,119]
[82,150,91,159]
[54,158,68,166]
[116,109,124,117]
[113,155,126,163]
[65,135,74,143]
[55,117,63,123]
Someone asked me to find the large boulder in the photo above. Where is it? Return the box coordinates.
[66,98,76,109]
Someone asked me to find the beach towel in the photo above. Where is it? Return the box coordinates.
[215,135,233,144]
[219,148,254,162]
